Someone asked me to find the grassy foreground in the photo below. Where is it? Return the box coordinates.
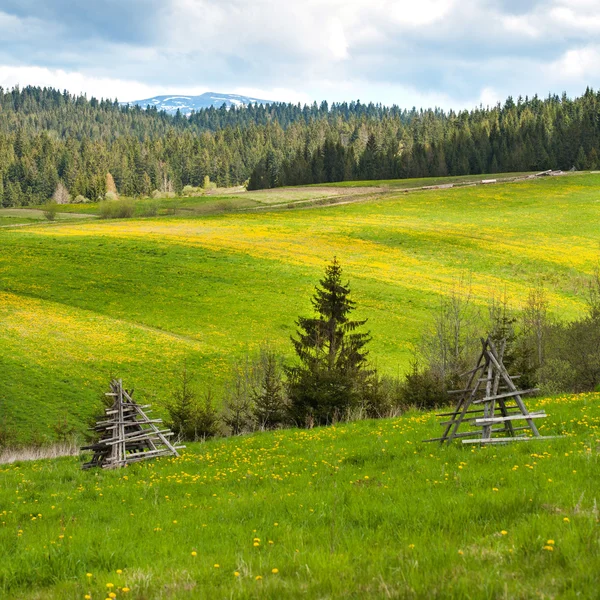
[0,392,598,599]
[2,173,600,442]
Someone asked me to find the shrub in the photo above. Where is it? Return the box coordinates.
[73,194,89,204]
[251,347,288,429]
[104,191,118,201]
[98,198,134,219]
[42,201,58,221]
[400,360,450,411]
[195,389,221,439]
[221,362,255,435]
[165,365,198,442]
[138,199,160,217]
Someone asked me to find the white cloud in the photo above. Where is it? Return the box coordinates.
[328,18,349,60]
[502,15,539,38]
[1,0,599,109]
[388,0,456,26]
[546,45,600,81]
[0,65,198,101]
[479,87,502,107]
[550,6,600,32]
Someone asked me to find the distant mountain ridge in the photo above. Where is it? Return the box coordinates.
[124,92,274,115]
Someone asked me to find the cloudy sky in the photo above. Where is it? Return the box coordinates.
[0,0,598,108]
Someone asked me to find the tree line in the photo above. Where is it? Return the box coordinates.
[2,85,600,205]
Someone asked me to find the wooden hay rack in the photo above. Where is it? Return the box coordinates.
[424,337,559,445]
[82,379,183,469]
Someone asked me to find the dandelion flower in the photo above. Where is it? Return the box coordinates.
[86,573,93,578]
[106,583,114,589]
[501,530,508,536]
[547,540,555,545]
[543,545,554,552]
[272,568,279,574]
[408,544,415,549]
[563,517,570,523]
[191,551,197,557]
[255,575,263,581]
[122,588,130,593]
[214,564,220,568]
[116,569,122,575]
[234,572,240,577]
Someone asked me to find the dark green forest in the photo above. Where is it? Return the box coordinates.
[1,85,600,205]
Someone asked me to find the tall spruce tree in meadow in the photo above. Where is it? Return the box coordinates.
[287,258,373,425]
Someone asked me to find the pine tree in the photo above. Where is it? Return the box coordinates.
[287,258,373,425]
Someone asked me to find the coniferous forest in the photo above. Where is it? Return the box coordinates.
[2,85,600,205]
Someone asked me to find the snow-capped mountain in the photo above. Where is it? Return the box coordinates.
[124,92,274,115]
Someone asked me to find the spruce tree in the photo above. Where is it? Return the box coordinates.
[287,258,372,425]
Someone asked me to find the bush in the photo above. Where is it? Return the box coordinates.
[251,347,288,429]
[104,191,118,201]
[165,365,198,441]
[42,201,58,221]
[401,361,450,411]
[221,362,255,435]
[98,198,134,219]
[138,199,160,217]
[73,194,89,204]
[195,389,221,439]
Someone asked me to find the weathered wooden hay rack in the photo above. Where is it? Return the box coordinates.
[82,379,183,469]
[424,337,558,445]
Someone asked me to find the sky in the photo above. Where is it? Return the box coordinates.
[0,0,598,109]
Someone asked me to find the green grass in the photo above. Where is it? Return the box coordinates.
[0,392,598,599]
[2,173,600,442]
[0,208,95,224]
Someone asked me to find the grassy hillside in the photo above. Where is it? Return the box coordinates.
[1,174,600,441]
[0,393,598,599]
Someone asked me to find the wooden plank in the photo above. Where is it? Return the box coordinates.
[475,411,546,426]
[424,426,513,442]
[462,435,562,445]
[437,408,486,417]
[439,410,524,426]
[472,388,539,404]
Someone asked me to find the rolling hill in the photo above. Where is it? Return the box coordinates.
[0,173,598,443]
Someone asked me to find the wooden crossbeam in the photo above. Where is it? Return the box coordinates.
[475,411,546,426]
[462,435,561,445]
[472,388,540,404]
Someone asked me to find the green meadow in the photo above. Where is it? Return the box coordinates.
[1,173,600,442]
[0,392,598,599]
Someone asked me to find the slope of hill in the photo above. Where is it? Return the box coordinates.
[0,392,597,598]
[124,92,274,114]
[0,174,598,443]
